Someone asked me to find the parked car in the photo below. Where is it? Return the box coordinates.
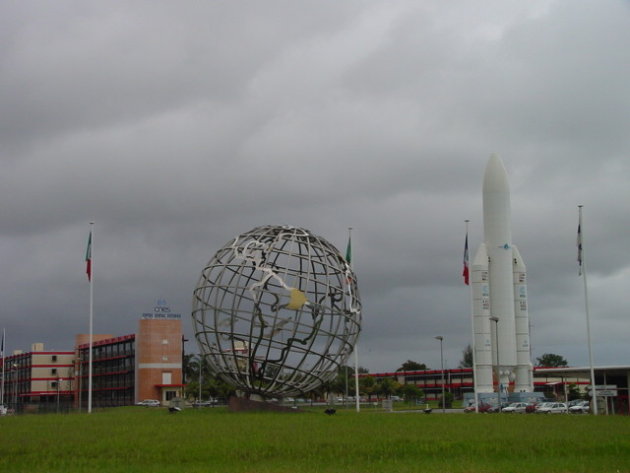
[533,402,553,413]
[525,403,539,413]
[192,399,216,408]
[136,399,160,407]
[536,402,567,414]
[464,403,476,413]
[464,402,494,413]
[569,400,590,414]
[501,402,529,413]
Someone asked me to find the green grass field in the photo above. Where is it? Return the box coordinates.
[1,407,629,473]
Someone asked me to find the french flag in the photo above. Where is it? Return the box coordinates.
[85,231,92,281]
[462,232,469,285]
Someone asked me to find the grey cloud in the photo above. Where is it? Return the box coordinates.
[1,0,628,374]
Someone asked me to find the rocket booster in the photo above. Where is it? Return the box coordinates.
[472,154,533,393]
[513,245,533,391]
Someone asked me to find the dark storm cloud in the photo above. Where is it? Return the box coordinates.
[1,0,628,373]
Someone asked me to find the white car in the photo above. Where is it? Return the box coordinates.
[569,400,590,414]
[192,399,218,407]
[536,402,567,414]
[501,402,529,413]
[0,405,7,416]
[534,402,553,413]
[136,399,160,407]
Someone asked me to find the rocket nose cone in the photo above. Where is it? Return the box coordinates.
[483,154,510,193]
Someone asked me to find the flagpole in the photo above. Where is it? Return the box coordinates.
[347,227,361,413]
[464,220,480,412]
[1,329,5,407]
[578,206,597,415]
[88,222,94,414]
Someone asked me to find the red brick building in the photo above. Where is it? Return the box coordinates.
[2,300,184,412]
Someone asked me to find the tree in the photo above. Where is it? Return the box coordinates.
[439,391,454,408]
[396,360,427,372]
[327,365,369,398]
[183,354,236,401]
[398,383,424,403]
[536,353,568,368]
[459,344,473,368]
[567,383,582,401]
[338,366,353,395]
[375,377,400,398]
[359,375,376,401]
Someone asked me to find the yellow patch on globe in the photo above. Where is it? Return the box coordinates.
[286,288,307,310]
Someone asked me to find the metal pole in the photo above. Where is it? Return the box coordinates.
[563,376,568,413]
[181,335,188,386]
[465,220,480,412]
[78,354,82,412]
[88,221,94,414]
[578,206,598,415]
[198,357,202,402]
[0,357,3,408]
[354,346,360,413]
[435,336,445,413]
[346,226,361,414]
[490,317,500,411]
[1,328,5,407]
[13,363,18,412]
[344,365,348,406]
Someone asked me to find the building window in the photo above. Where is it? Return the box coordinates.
[165,391,177,401]
[52,355,57,362]
[51,368,57,375]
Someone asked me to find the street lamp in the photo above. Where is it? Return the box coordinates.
[434,336,445,413]
[12,363,18,412]
[77,353,83,412]
[198,358,203,403]
[56,377,61,414]
[489,316,500,411]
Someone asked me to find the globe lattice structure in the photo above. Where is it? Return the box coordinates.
[192,225,361,398]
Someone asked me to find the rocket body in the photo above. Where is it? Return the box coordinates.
[472,155,533,394]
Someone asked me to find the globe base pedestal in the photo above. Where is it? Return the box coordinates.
[228,396,301,413]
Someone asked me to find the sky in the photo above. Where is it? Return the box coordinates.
[1,0,629,374]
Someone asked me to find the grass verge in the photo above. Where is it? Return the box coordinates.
[1,407,629,472]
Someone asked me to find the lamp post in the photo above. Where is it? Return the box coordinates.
[56,377,61,414]
[198,357,203,402]
[12,363,18,412]
[434,336,445,413]
[489,316,500,411]
[78,353,83,412]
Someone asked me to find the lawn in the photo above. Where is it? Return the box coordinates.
[1,407,629,473]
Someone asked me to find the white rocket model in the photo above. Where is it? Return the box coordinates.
[472,154,533,394]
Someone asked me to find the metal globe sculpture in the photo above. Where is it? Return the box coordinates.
[192,225,361,398]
